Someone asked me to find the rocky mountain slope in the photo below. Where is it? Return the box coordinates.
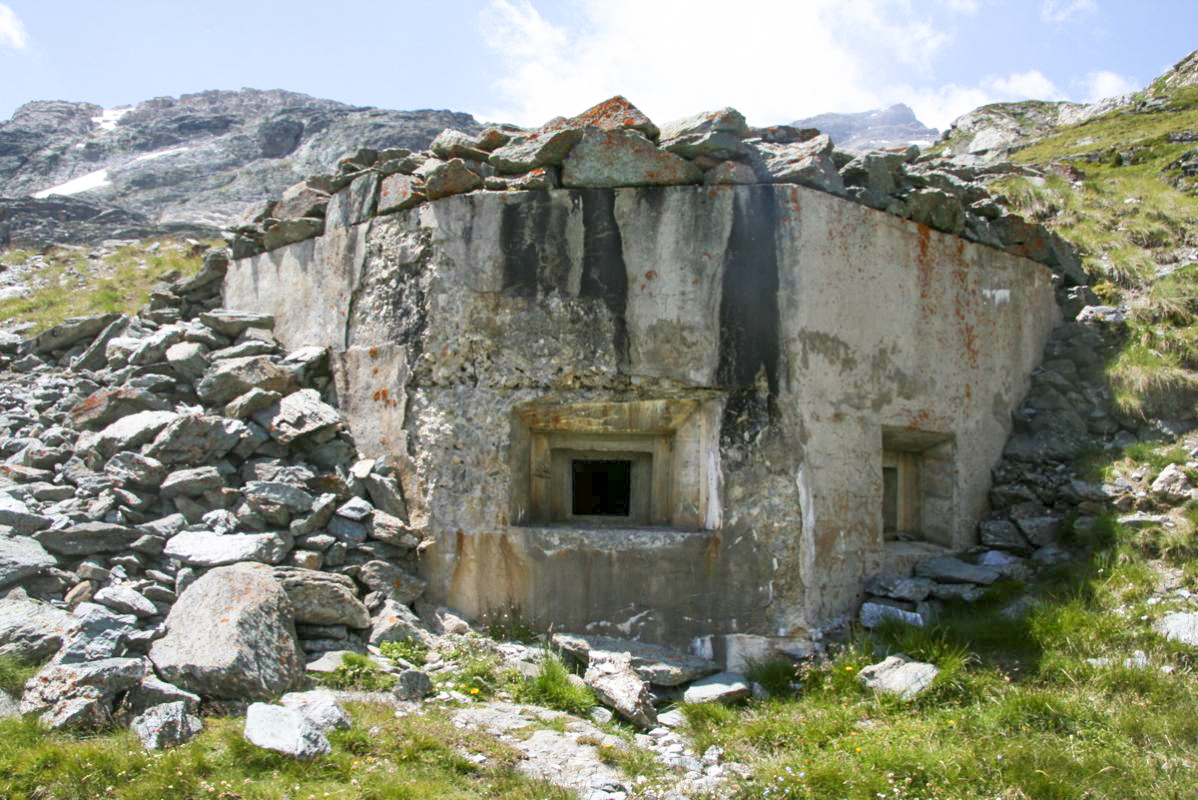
[0,89,480,246]
[791,103,938,151]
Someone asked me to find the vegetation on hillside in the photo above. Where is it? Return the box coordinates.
[0,238,215,334]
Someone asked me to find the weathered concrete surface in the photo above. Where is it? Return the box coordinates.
[225,184,1057,654]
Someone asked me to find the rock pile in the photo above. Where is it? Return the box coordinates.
[230,96,1084,287]
[0,247,429,733]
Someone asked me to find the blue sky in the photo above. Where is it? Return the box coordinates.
[0,1,1194,132]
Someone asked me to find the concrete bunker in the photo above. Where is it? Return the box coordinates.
[222,116,1062,661]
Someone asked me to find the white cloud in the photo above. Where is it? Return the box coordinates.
[0,3,27,51]
[478,0,953,128]
[1081,69,1139,101]
[940,0,980,12]
[1041,0,1096,23]
[903,70,1065,131]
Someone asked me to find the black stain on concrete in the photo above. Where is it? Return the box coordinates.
[579,189,629,364]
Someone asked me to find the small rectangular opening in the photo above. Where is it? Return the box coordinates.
[882,466,899,534]
[572,459,632,516]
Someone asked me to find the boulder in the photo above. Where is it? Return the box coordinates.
[93,585,157,618]
[392,669,433,701]
[377,173,426,214]
[144,414,245,465]
[280,689,351,732]
[55,602,137,663]
[324,172,379,231]
[269,566,370,628]
[749,136,845,194]
[103,452,167,489]
[556,95,660,140]
[196,355,297,406]
[161,466,225,498]
[244,702,332,758]
[978,519,1031,553]
[1155,611,1198,646]
[423,159,484,201]
[913,556,1000,585]
[165,341,210,381]
[35,521,142,555]
[859,601,924,629]
[69,387,169,431]
[252,388,341,444]
[864,575,934,603]
[562,129,702,188]
[489,128,584,174]
[199,310,276,339]
[163,529,293,567]
[1152,464,1192,500]
[584,651,656,729]
[0,595,79,660]
[858,655,938,700]
[552,633,718,686]
[431,129,489,161]
[681,672,751,705]
[149,563,305,700]
[273,182,331,220]
[658,107,748,142]
[0,535,55,590]
[355,560,425,604]
[20,657,144,729]
[131,701,203,749]
[71,315,128,371]
[368,598,429,646]
[120,674,201,717]
[84,410,179,458]
[28,313,121,355]
[0,494,53,533]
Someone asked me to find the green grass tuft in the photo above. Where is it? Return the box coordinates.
[512,652,595,715]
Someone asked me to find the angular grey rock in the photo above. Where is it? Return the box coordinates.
[244,702,332,758]
[377,173,426,214]
[431,129,489,161]
[1152,464,1191,500]
[0,535,55,590]
[858,655,938,700]
[324,172,379,231]
[1014,516,1061,547]
[270,566,370,628]
[368,509,418,548]
[83,410,179,458]
[368,598,428,646]
[199,310,276,339]
[28,313,121,355]
[682,671,751,705]
[336,496,374,521]
[392,669,433,701]
[0,493,53,533]
[424,158,484,201]
[749,135,845,194]
[165,341,209,381]
[584,651,656,729]
[304,649,361,673]
[161,465,224,497]
[93,584,157,618]
[20,657,144,730]
[859,601,925,629]
[913,556,1000,585]
[196,355,297,406]
[71,314,128,372]
[121,674,201,717]
[281,689,351,732]
[658,107,748,142]
[55,602,137,663]
[1155,611,1198,646]
[131,701,203,749]
[263,215,323,250]
[979,519,1031,553]
[149,563,305,700]
[356,560,425,604]
[128,325,184,365]
[0,595,79,660]
[864,575,934,602]
[163,529,293,567]
[552,633,718,687]
[488,128,583,174]
[35,521,142,555]
[562,129,702,188]
[252,388,341,445]
[104,451,167,489]
[273,182,331,220]
[225,387,283,419]
[144,414,244,465]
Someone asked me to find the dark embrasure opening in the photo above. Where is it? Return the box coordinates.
[571,459,632,516]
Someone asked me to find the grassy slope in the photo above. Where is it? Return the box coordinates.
[0,238,216,333]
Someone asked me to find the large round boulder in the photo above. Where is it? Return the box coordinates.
[148,563,304,700]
